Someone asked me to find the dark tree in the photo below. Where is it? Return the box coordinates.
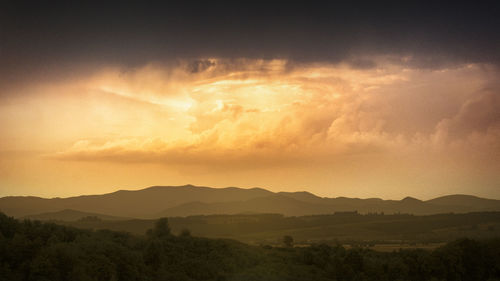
[150,218,171,238]
[180,228,191,237]
[1,212,500,281]
[283,235,294,247]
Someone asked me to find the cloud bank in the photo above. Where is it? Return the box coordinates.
[35,59,498,169]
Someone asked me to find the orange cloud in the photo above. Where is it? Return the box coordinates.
[37,60,497,166]
[1,58,499,199]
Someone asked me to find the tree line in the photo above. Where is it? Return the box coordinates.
[1,212,499,281]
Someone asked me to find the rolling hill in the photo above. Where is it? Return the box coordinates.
[1,185,500,218]
[21,209,129,221]
[0,185,272,218]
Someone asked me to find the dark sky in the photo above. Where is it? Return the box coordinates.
[1,1,500,85]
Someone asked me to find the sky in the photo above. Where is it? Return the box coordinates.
[0,1,499,199]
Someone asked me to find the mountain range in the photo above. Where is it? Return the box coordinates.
[21,209,128,222]
[1,185,500,219]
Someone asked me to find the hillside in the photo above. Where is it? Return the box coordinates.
[1,185,500,218]
[58,212,500,245]
[0,185,273,218]
[159,194,334,217]
[21,209,129,221]
[427,194,500,210]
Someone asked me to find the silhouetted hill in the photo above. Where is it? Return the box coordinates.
[278,191,325,204]
[1,185,500,218]
[22,209,128,221]
[159,194,333,217]
[0,185,273,218]
[427,194,500,210]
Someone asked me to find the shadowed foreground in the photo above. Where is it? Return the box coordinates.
[1,213,499,281]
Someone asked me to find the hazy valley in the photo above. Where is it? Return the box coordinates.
[2,185,500,247]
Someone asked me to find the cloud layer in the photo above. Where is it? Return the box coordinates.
[1,57,499,198]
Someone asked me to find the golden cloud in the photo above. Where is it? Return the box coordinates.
[28,59,496,169]
[2,58,500,198]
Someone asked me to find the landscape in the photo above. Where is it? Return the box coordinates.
[2,185,500,280]
[2,1,500,281]
[2,185,500,246]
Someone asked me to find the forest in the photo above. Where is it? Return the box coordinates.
[1,212,500,281]
[60,211,500,246]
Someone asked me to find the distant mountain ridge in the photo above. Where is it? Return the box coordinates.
[1,185,500,219]
[22,209,128,221]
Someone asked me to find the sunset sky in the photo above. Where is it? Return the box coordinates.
[1,2,499,199]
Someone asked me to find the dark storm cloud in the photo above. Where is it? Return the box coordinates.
[1,1,500,86]
[188,60,216,73]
